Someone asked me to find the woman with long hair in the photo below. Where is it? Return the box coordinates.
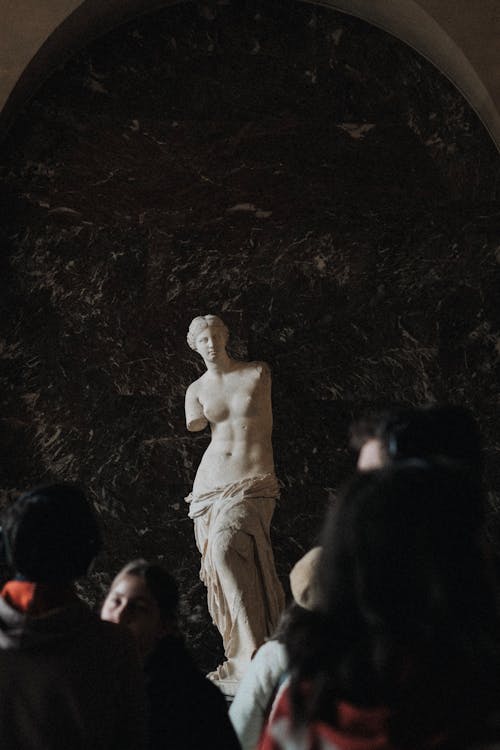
[260,461,500,750]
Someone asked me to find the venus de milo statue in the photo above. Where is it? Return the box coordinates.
[185,314,284,687]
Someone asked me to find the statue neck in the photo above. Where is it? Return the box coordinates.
[204,352,236,375]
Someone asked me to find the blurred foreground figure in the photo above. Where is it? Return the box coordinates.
[260,463,500,750]
[0,484,146,750]
[102,559,241,750]
[351,404,483,481]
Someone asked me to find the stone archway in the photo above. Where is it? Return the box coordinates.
[314,0,500,149]
[1,0,500,148]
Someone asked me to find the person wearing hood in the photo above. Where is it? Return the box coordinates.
[260,462,500,750]
[0,483,146,750]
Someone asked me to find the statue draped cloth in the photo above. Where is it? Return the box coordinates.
[186,473,285,680]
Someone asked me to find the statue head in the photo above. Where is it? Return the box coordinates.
[187,314,229,352]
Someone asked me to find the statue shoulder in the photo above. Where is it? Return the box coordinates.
[185,374,205,399]
[249,360,271,381]
[185,376,208,431]
[255,360,270,373]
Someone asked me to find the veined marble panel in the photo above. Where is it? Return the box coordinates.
[0,0,499,671]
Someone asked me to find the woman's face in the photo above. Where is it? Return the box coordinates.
[195,325,227,363]
[101,573,166,658]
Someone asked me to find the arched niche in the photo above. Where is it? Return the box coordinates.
[1,0,500,149]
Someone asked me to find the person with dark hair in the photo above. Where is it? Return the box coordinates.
[101,559,241,750]
[260,463,500,750]
[0,484,146,750]
[351,404,483,483]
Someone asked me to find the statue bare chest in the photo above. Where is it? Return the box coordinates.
[200,371,265,424]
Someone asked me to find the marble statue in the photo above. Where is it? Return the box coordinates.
[185,314,285,689]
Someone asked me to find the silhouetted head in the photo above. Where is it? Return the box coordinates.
[285,461,499,745]
[0,484,101,583]
[317,461,487,636]
[351,405,483,483]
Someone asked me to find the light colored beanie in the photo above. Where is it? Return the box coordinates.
[289,546,322,610]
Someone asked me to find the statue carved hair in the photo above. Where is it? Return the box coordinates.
[187,314,229,351]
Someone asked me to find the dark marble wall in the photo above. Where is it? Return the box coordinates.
[1,0,499,670]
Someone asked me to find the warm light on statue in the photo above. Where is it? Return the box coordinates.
[185,314,284,691]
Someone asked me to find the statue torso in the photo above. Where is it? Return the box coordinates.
[189,361,275,493]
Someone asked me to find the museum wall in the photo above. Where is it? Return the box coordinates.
[1,0,499,670]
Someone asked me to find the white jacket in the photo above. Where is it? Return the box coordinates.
[229,639,288,750]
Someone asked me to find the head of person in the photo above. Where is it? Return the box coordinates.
[272,546,322,644]
[289,546,322,611]
[351,405,483,483]
[0,483,101,583]
[187,314,229,360]
[317,461,489,638]
[287,462,498,740]
[101,560,179,659]
[349,407,406,469]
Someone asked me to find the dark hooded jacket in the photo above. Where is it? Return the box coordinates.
[144,634,241,750]
[0,594,146,750]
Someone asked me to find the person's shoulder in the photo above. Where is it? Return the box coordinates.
[92,616,141,657]
[162,651,227,711]
[254,639,287,668]
[163,643,223,702]
[194,674,234,720]
[244,640,288,696]
[49,604,141,669]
